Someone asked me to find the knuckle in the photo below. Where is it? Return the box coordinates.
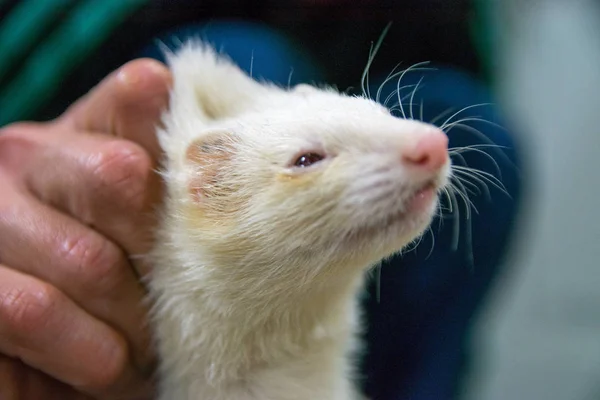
[87,141,151,211]
[83,336,129,391]
[0,282,57,334]
[60,232,126,297]
[0,127,38,172]
[0,122,40,137]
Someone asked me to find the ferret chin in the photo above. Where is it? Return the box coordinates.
[146,40,451,400]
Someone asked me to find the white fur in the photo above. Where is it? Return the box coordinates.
[147,40,451,400]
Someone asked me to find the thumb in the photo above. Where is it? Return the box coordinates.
[61,58,172,161]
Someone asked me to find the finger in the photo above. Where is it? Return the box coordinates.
[35,131,159,277]
[63,58,172,161]
[0,266,153,399]
[0,354,93,400]
[0,175,154,373]
[1,126,160,277]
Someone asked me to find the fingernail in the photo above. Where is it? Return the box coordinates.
[117,60,171,97]
[117,67,140,86]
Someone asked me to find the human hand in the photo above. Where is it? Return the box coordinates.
[0,58,172,399]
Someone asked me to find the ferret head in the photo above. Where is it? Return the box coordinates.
[171,85,450,281]
[160,43,451,290]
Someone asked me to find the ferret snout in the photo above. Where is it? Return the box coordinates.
[401,128,449,172]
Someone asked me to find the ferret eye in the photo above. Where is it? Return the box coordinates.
[294,153,325,168]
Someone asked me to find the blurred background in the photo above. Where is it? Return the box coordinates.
[0,0,485,125]
[0,1,598,399]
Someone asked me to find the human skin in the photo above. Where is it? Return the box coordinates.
[0,59,172,399]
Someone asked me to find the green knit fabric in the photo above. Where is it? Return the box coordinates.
[0,0,69,82]
[0,0,149,126]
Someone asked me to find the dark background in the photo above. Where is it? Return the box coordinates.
[0,0,481,123]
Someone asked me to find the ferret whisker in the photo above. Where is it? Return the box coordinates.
[390,103,421,116]
[452,176,482,197]
[449,148,502,181]
[424,225,436,260]
[444,116,507,132]
[429,107,456,127]
[449,144,508,153]
[396,61,431,119]
[448,183,470,217]
[462,203,475,267]
[387,66,435,83]
[388,90,425,117]
[403,239,419,257]
[409,76,425,120]
[420,99,424,122]
[438,103,493,130]
[444,117,510,169]
[454,173,507,201]
[439,187,453,234]
[400,90,420,104]
[442,187,453,213]
[361,22,392,99]
[452,166,510,198]
[453,165,505,187]
[443,122,501,151]
[446,187,461,251]
[380,65,435,108]
[363,45,374,99]
[449,145,507,177]
[452,161,504,189]
[449,151,469,172]
[444,116,509,150]
[446,183,476,266]
[404,224,434,260]
[450,180,477,216]
[287,67,294,89]
[456,181,486,203]
[384,67,434,95]
[449,143,509,156]
[384,91,397,109]
[377,62,403,104]
[383,83,412,109]
[443,122,517,173]
[383,83,420,109]
[436,192,447,231]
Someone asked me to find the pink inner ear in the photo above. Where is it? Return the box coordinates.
[188,183,204,203]
[184,134,236,204]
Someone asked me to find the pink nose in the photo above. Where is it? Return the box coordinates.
[402,129,449,171]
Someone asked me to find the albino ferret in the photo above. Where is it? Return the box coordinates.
[148,41,451,400]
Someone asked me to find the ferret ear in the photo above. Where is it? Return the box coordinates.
[167,41,270,122]
[185,131,239,203]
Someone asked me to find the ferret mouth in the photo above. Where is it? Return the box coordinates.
[378,181,437,226]
[402,181,438,215]
[346,180,440,241]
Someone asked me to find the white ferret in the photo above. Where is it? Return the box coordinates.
[147,40,451,400]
